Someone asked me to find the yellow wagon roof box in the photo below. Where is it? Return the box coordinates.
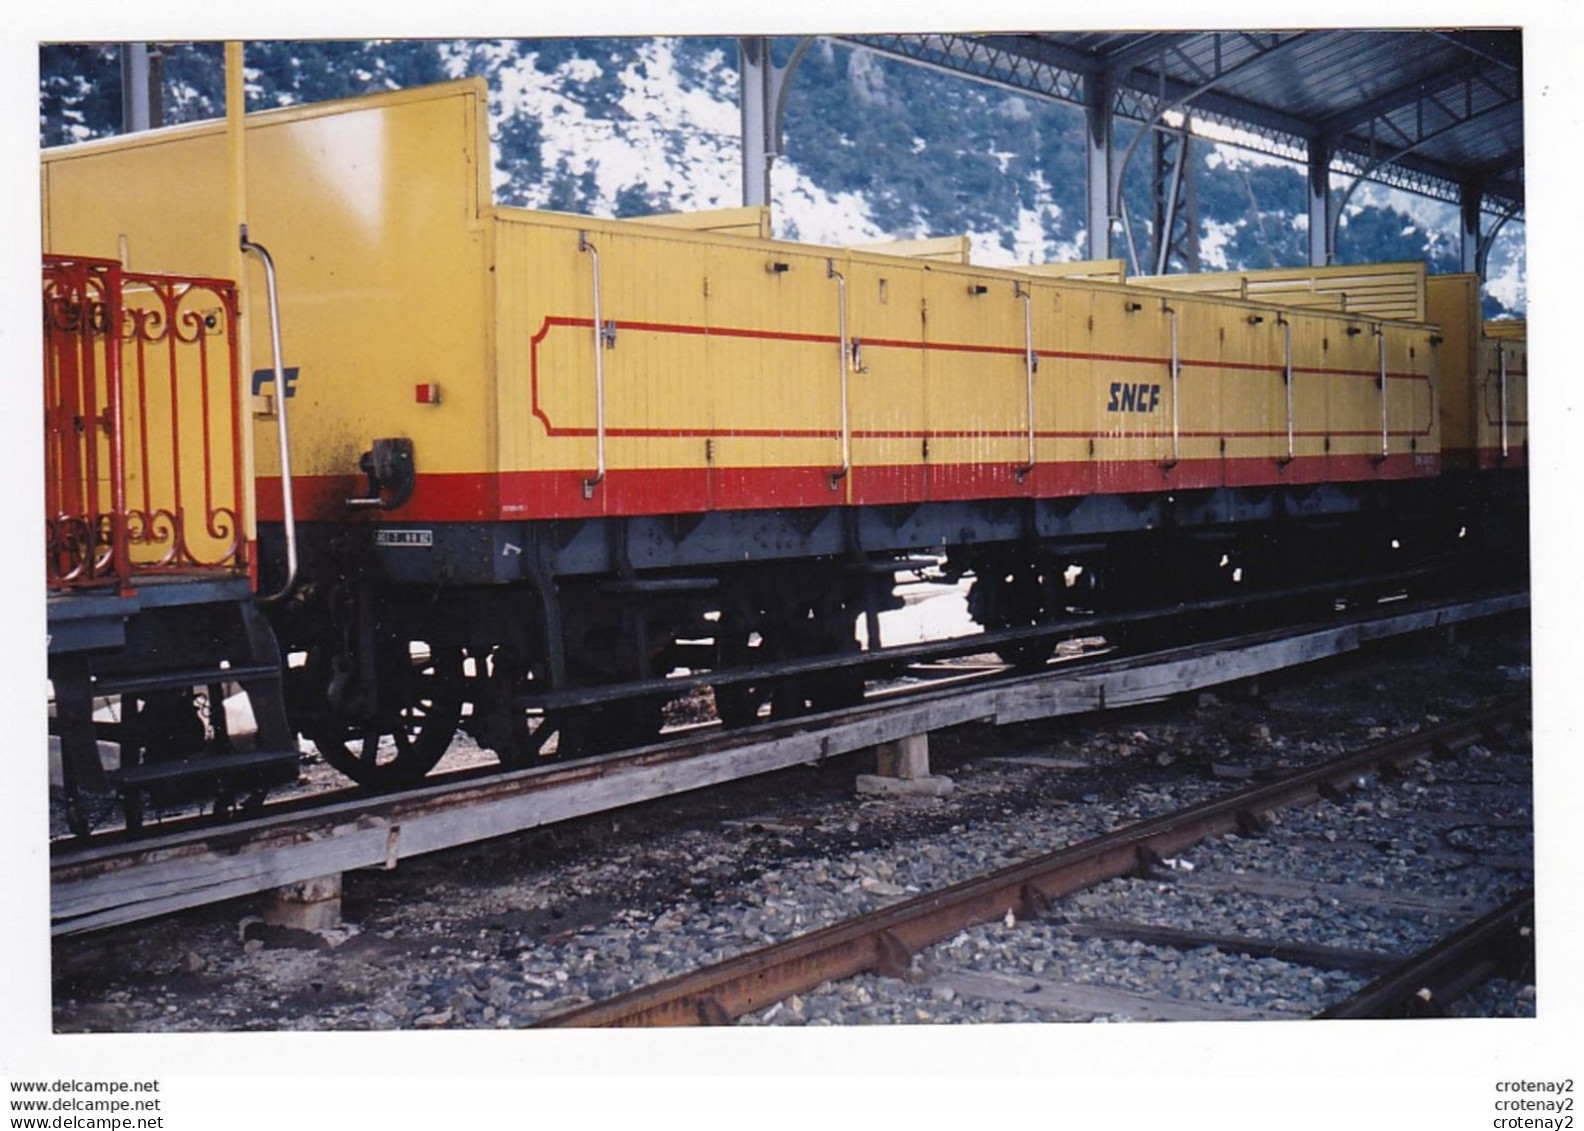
[41,76,490,160]
[847,235,973,264]
[1016,259,1128,283]
[634,206,773,240]
[1131,261,1428,322]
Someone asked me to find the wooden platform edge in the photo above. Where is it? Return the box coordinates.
[50,592,1528,936]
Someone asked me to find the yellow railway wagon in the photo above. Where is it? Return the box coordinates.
[44,79,1442,533]
[42,81,497,531]
[1474,325,1527,468]
[1426,273,1483,466]
[1134,261,1526,472]
[1139,265,1524,475]
[45,76,1525,786]
[1426,274,1530,471]
[494,212,1439,516]
[1473,315,1528,470]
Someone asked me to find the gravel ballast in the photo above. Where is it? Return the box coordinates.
[51,617,1533,1031]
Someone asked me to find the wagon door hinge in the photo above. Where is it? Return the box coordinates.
[850,336,869,373]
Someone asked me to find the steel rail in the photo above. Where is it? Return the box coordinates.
[49,590,1527,936]
[516,564,1450,714]
[1315,890,1535,1019]
[48,574,1474,847]
[538,699,1527,1027]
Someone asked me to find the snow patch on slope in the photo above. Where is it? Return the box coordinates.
[436,37,1514,311]
[964,169,1063,266]
[773,161,887,245]
[461,37,887,238]
[1198,218,1240,271]
[481,41,740,212]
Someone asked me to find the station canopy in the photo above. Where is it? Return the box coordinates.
[838,30,1524,217]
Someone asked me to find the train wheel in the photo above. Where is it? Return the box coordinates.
[303,640,464,789]
[718,620,865,722]
[787,667,866,715]
[967,561,1056,669]
[561,697,667,759]
[461,646,545,767]
[994,638,1055,671]
[501,698,666,764]
[714,681,774,727]
[757,636,866,718]
[712,627,775,727]
[496,708,561,766]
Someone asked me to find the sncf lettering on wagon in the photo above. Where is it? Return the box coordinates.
[1106,382,1162,413]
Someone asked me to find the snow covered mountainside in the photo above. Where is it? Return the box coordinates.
[38,37,1525,315]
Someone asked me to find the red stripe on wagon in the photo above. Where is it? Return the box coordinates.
[526,314,1433,441]
[259,450,1440,525]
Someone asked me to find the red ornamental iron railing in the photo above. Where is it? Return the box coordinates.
[43,254,248,591]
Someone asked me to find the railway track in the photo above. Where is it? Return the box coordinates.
[537,699,1533,1026]
[49,564,1455,842]
[1318,891,1535,1019]
[50,607,1531,1031]
[50,589,1526,937]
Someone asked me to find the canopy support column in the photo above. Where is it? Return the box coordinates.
[1085,71,1115,261]
[1308,135,1333,266]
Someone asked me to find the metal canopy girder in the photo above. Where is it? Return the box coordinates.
[1333,144,1523,213]
[1429,29,1522,72]
[843,31,1317,143]
[1329,96,1519,258]
[1476,151,1525,177]
[1100,29,1323,144]
[841,33,1087,102]
[829,29,1523,219]
[1107,31,1309,272]
[975,32,1096,75]
[1318,57,1493,135]
[1330,70,1521,158]
[1096,32,1196,75]
[1112,30,1304,90]
[1152,127,1198,273]
[738,37,815,208]
[1111,68,1317,143]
